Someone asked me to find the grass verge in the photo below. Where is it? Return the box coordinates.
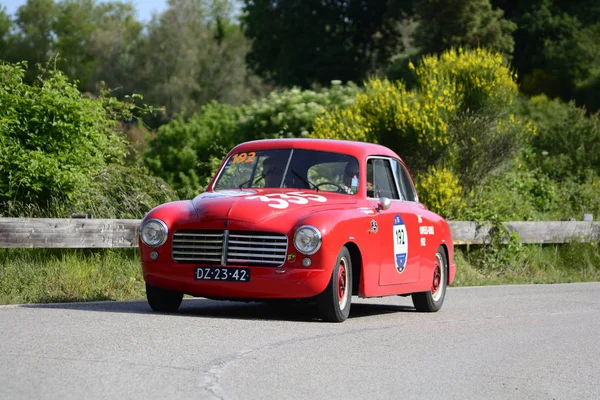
[454,242,600,286]
[0,243,598,305]
[0,248,145,304]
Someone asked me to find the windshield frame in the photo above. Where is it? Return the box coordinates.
[210,148,361,195]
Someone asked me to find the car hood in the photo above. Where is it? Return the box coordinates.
[191,189,356,226]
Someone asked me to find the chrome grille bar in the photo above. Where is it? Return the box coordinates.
[171,230,288,266]
[172,231,224,264]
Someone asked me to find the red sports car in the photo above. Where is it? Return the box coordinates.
[139,138,456,322]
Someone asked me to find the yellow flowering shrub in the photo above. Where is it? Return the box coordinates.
[416,166,465,218]
[313,77,458,171]
[313,47,530,191]
[416,47,518,112]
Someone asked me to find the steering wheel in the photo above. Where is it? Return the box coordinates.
[314,181,345,192]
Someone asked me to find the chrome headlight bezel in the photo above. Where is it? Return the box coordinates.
[140,218,168,248]
[293,225,322,255]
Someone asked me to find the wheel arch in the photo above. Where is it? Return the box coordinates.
[439,243,450,284]
[344,241,363,296]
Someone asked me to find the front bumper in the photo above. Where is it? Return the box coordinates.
[142,261,332,299]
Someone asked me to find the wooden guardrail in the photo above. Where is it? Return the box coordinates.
[0,218,598,249]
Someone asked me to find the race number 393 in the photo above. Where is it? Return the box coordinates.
[393,215,408,274]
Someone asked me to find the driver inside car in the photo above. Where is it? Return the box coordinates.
[262,157,286,188]
[340,160,359,195]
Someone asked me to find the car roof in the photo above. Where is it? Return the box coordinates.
[230,138,401,161]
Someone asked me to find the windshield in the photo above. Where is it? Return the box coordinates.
[213,149,360,195]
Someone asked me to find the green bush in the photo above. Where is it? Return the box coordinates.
[460,162,600,222]
[143,101,240,199]
[517,94,600,182]
[0,61,176,218]
[143,82,360,198]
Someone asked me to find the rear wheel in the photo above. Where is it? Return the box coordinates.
[412,246,447,312]
[146,283,183,312]
[316,247,352,322]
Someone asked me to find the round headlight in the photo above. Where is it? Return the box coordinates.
[293,225,322,255]
[140,218,168,248]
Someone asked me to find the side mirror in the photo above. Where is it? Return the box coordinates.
[377,197,391,211]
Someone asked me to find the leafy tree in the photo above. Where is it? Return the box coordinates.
[50,0,143,94]
[10,0,55,83]
[492,0,600,110]
[0,61,175,218]
[85,1,144,95]
[136,0,259,121]
[413,0,516,56]
[0,6,14,59]
[517,95,600,182]
[51,0,96,87]
[242,0,406,87]
[4,0,144,96]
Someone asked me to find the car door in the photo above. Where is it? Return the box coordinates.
[366,157,420,286]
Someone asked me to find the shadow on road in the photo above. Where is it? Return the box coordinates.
[22,297,416,322]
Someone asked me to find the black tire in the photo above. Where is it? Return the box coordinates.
[146,283,183,313]
[316,246,352,322]
[412,246,447,312]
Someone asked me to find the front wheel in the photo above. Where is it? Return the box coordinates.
[316,247,352,322]
[412,246,447,312]
[146,283,183,313]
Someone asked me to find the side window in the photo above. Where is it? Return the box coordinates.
[392,159,417,202]
[366,158,400,200]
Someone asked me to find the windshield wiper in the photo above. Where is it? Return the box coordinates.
[238,174,264,189]
[290,169,318,191]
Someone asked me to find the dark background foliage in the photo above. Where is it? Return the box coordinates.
[1,0,599,225]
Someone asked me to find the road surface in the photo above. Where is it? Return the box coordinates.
[1,283,599,399]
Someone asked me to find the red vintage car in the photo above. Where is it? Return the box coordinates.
[139,138,456,322]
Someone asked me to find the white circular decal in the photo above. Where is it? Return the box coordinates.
[393,214,408,274]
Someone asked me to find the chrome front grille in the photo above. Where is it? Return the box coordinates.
[227,232,288,265]
[172,231,223,264]
[172,230,287,267]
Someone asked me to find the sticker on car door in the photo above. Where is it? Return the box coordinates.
[393,215,408,273]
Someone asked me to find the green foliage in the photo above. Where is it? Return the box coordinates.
[242,0,406,87]
[499,0,600,110]
[52,0,144,95]
[1,0,258,122]
[0,6,13,59]
[448,111,531,192]
[143,101,240,198]
[414,0,517,56]
[313,48,530,196]
[1,61,124,207]
[236,82,360,141]
[0,61,176,218]
[454,192,526,272]
[9,0,56,83]
[144,82,360,198]
[517,95,600,181]
[137,0,260,121]
[456,158,600,224]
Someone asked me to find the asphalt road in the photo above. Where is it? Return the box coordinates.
[1,283,599,400]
